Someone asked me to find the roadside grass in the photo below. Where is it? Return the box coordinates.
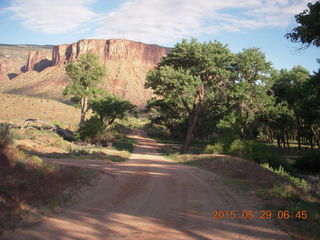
[10,124,134,163]
[0,129,98,234]
[157,139,320,240]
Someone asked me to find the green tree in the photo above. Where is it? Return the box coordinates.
[146,98,187,138]
[232,48,274,139]
[146,38,234,153]
[272,66,310,149]
[63,53,106,126]
[286,1,320,48]
[297,70,320,148]
[90,93,136,127]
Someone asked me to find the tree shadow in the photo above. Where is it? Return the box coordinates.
[2,131,293,240]
[7,73,18,79]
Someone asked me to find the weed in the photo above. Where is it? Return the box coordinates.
[203,143,224,154]
[261,163,307,191]
[31,155,43,165]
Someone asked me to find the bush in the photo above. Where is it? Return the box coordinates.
[227,139,246,157]
[261,163,307,191]
[0,123,13,150]
[227,139,282,168]
[294,151,320,173]
[76,117,116,146]
[203,143,224,154]
[76,117,105,141]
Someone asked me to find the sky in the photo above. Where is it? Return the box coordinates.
[0,0,318,73]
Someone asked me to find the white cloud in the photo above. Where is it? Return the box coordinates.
[96,0,315,45]
[5,0,316,44]
[7,0,98,34]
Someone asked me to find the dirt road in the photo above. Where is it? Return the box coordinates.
[3,130,291,240]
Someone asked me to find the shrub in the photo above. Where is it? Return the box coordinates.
[294,151,320,173]
[0,123,13,150]
[76,117,105,141]
[76,116,116,146]
[227,139,282,168]
[227,139,246,157]
[203,143,224,154]
[261,163,307,191]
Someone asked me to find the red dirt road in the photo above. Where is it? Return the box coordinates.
[2,130,291,240]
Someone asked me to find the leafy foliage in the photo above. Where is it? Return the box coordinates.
[77,93,136,146]
[286,1,320,47]
[146,38,234,152]
[76,116,105,142]
[90,93,137,126]
[203,143,224,154]
[63,53,106,126]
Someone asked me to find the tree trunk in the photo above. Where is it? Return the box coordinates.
[311,124,320,149]
[182,104,202,153]
[309,136,314,149]
[277,135,281,148]
[297,133,301,150]
[285,131,290,149]
[80,97,88,127]
[269,128,273,144]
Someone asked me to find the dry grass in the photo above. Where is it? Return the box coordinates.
[0,131,97,234]
[11,127,132,162]
[0,93,80,126]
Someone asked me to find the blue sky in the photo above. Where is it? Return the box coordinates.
[0,0,318,73]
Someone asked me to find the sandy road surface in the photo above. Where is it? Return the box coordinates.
[3,130,291,240]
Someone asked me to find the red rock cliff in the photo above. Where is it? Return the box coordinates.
[52,39,168,67]
[0,59,15,80]
[26,51,52,72]
[51,39,170,107]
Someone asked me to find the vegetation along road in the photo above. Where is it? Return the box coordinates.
[3,130,291,240]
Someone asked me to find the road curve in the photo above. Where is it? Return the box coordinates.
[3,129,291,240]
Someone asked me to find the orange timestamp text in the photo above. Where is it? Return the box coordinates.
[211,210,308,220]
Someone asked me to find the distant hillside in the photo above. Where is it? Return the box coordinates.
[0,39,170,108]
[0,44,52,80]
[0,93,80,126]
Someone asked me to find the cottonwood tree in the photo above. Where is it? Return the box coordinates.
[145,38,234,153]
[231,48,274,139]
[63,53,106,126]
[272,66,310,149]
[286,1,320,48]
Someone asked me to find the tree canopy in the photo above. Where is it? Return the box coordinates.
[146,37,319,152]
[63,53,106,126]
[286,1,320,47]
[90,93,137,126]
[146,38,234,152]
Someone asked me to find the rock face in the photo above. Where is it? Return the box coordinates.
[0,44,53,81]
[2,39,170,107]
[0,59,14,80]
[51,39,170,107]
[52,39,168,66]
[26,51,52,72]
